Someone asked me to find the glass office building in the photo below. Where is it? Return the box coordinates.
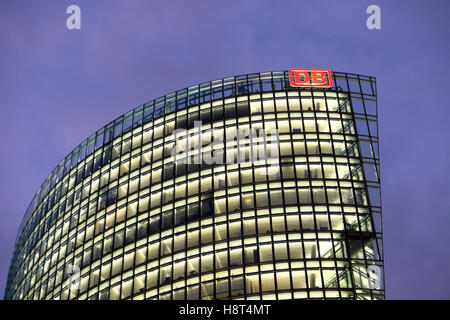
[5,70,384,300]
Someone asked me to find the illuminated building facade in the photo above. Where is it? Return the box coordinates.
[5,70,384,300]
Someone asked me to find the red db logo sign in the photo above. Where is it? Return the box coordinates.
[289,69,333,88]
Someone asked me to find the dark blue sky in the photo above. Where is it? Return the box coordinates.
[1,0,449,299]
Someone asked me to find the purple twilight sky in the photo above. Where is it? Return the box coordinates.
[1,0,449,299]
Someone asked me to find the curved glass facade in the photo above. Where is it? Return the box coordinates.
[5,70,384,300]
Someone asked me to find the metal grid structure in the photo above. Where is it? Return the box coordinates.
[5,70,383,300]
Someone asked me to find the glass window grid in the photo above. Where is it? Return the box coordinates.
[13,152,380,298]
[6,72,382,301]
[18,100,370,255]
[16,72,375,241]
